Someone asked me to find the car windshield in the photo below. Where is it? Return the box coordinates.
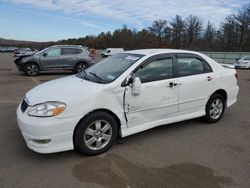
[36,47,51,55]
[76,53,144,84]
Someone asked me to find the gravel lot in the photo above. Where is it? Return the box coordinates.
[0,53,249,188]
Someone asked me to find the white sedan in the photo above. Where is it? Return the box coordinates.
[233,56,250,69]
[17,49,239,155]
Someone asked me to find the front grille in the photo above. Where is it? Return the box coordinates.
[21,99,28,112]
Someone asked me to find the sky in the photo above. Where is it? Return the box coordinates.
[0,0,249,42]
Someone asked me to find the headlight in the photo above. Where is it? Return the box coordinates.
[28,102,66,117]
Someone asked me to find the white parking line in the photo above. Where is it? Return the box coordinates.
[30,77,39,85]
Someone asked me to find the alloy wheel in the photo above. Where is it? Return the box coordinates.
[209,98,223,120]
[77,64,86,72]
[84,120,112,150]
[26,64,38,76]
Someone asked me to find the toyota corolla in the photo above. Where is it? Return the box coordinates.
[17,49,239,155]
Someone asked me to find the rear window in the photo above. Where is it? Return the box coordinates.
[177,56,212,77]
[62,48,82,55]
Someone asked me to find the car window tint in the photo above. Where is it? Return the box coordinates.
[62,48,82,55]
[203,60,212,73]
[47,48,61,57]
[177,57,206,76]
[134,58,173,83]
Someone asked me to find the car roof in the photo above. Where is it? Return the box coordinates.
[125,49,201,56]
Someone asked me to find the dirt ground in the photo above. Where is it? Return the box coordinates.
[0,52,249,188]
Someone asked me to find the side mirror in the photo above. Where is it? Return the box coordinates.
[121,74,134,87]
[43,53,48,57]
[131,77,141,96]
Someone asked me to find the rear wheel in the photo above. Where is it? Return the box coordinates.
[74,111,118,155]
[75,62,87,73]
[205,94,225,123]
[24,63,39,76]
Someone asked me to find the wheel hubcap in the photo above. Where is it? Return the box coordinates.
[26,65,38,75]
[77,64,86,72]
[209,99,223,120]
[84,120,112,150]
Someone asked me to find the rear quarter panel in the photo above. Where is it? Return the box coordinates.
[198,53,239,107]
[214,68,239,107]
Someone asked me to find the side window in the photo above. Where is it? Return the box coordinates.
[46,48,61,57]
[134,58,173,83]
[62,48,82,55]
[203,61,212,73]
[177,56,211,77]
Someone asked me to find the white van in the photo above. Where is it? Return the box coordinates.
[101,48,124,58]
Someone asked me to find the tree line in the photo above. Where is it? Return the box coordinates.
[3,4,249,51]
[56,4,249,52]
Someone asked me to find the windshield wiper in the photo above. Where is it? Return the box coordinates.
[81,70,89,80]
[89,72,103,81]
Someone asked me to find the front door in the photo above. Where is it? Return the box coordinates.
[125,55,178,127]
[40,48,61,68]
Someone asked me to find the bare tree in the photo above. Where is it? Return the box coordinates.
[234,4,250,50]
[148,19,168,46]
[185,15,203,46]
[204,21,215,42]
[169,15,185,48]
[220,15,239,50]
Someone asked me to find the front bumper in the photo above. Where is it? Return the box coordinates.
[16,104,81,153]
[14,58,25,71]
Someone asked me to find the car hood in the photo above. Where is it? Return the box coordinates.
[17,54,33,58]
[25,75,103,105]
[20,54,35,62]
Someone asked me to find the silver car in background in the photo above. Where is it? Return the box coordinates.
[14,45,94,76]
[233,56,250,69]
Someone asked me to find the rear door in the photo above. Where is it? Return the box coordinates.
[61,48,83,68]
[40,48,62,68]
[174,53,215,114]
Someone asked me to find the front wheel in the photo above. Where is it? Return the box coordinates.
[24,63,39,76]
[74,111,118,155]
[205,94,226,123]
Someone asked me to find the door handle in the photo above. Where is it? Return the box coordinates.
[168,82,178,88]
[206,76,213,81]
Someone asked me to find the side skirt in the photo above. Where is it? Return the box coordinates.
[120,110,205,137]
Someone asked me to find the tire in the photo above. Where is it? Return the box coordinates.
[24,63,39,76]
[74,111,118,155]
[204,94,226,123]
[75,62,88,73]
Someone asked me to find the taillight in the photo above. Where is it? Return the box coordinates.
[235,71,239,80]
